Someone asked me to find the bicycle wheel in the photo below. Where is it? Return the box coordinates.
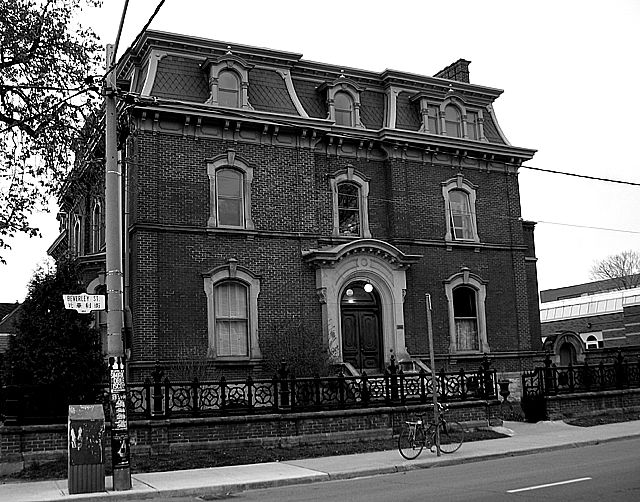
[437,420,464,453]
[398,423,425,460]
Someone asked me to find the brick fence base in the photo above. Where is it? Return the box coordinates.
[0,400,499,474]
[545,387,640,421]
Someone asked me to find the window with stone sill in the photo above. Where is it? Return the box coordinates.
[207,152,254,230]
[466,111,479,140]
[203,261,261,360]
[444,105,462,138]
[334,91,354,127]
[330,168,371,238]
[91,200,104,253]
[218,70,240,108]
[444,269,488,354]
[442,175,479,243]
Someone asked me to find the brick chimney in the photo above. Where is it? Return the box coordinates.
[433,59,471,83]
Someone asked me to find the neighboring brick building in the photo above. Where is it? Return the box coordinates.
[50,30,542,379]
[540,281,640,365]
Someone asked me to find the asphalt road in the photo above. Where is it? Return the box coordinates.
[150,437,640,501]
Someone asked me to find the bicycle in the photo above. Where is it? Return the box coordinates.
[398,403,464,459]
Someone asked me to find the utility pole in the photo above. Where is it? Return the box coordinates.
[425,293,440,456]
[105,43,131,491]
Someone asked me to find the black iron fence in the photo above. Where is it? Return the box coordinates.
[1,358,498,425]
[522,352,640,399]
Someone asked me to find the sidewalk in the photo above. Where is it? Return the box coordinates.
[2,419,639,502]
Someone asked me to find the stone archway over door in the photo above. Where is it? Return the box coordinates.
[303,239,422,367]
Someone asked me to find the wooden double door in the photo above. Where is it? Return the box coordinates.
[341,308,382,373]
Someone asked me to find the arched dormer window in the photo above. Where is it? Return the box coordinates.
[202,54,253,109]
[329,167,371,238]
[442,174,479,243]
[334,91,354,126]
[444,268,488,354]
[444,105,462,137]
[320,77,365,128]
[207,150,255,230]
[218,70,240,108]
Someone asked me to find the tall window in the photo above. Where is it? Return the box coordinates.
[214,281,249,357]
[466,111,479,140]
[448,190,474,240]
[216,168,244,227]
[91,201,104,252]
[453,286,479,351]
[337,182,360,236]
[203,261,261,360]
[444,105,462,137]
[73,216,83,256]
[218,70,240,108]
[427,105,440,133]
[444,268,488,354]
[207,151,254,230]
[442,175,479,243]
[334,91,354,126]
[329,168,371,238]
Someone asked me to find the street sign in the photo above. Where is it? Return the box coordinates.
[63,294,105,314]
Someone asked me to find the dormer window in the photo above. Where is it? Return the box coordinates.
[445,105,462,137]
[334,91,354,126]
[202,55,253,109]
[466,111,479,140]
[320,77,365,128]
[218,70,240,108]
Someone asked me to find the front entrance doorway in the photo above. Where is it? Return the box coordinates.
[340,282,382,373]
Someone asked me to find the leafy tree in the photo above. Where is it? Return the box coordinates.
[590,250,640,290]
[3,259,106,410]
[0,0,102,263]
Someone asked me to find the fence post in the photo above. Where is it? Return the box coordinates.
[143,378,152,419]
[598,360,605,389]
[271,374,279,412]
[419,369,427,404]
[459,368,467,400]
[480,354,493,399]
[151,365,164,417]
[361,371,370,406]
[337,370,345,407]
[388,355,398,402]
[583,360,591,390]
[2,384,20,425]
[384,369,391,405]
[191,377,200,415]
[615,351,626,389]
[246,376,254,413]
[163,377,171,418]
[543,354,553,395]
[439,368,447,401]
[278,361,289,408]
[290,374,297,411]
[398,368,406,405]
[220,376,227,414]
[568,362,575,393]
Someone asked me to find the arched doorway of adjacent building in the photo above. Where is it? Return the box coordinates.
[559,342,577,366]
[340,281,382,373]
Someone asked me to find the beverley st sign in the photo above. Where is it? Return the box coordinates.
[63,294,105,314]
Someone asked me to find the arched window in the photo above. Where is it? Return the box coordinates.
[442,175,479,243]
[91,201,104,252]
[214,280,249,357]
[203,261,261,360]
[207,152,254,230]
[329,168,371,238]
[444,105,462,137]
[218,70,240,108]
[216,168,244,227]
[337,182,361,236]
[334,91,354,126]
[73,216,83,256]
[448,190,474,240]
[453,286,479,351]
[444,268,488,354]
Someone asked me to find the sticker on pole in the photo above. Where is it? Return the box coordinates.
[63,294,105,313]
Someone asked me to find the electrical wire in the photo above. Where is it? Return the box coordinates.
[520,165,640,187]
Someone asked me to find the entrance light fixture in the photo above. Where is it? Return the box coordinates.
[364,283,373,293]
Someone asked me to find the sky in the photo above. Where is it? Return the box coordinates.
[1,0,639,303]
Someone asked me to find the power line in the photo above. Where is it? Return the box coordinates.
[521,165,640,187]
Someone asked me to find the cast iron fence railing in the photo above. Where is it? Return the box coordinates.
[522,352,640,399]
[0,359,498,425]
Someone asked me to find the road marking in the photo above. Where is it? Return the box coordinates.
[507,477,592,493]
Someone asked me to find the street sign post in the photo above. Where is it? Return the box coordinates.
[63,294,106,314]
